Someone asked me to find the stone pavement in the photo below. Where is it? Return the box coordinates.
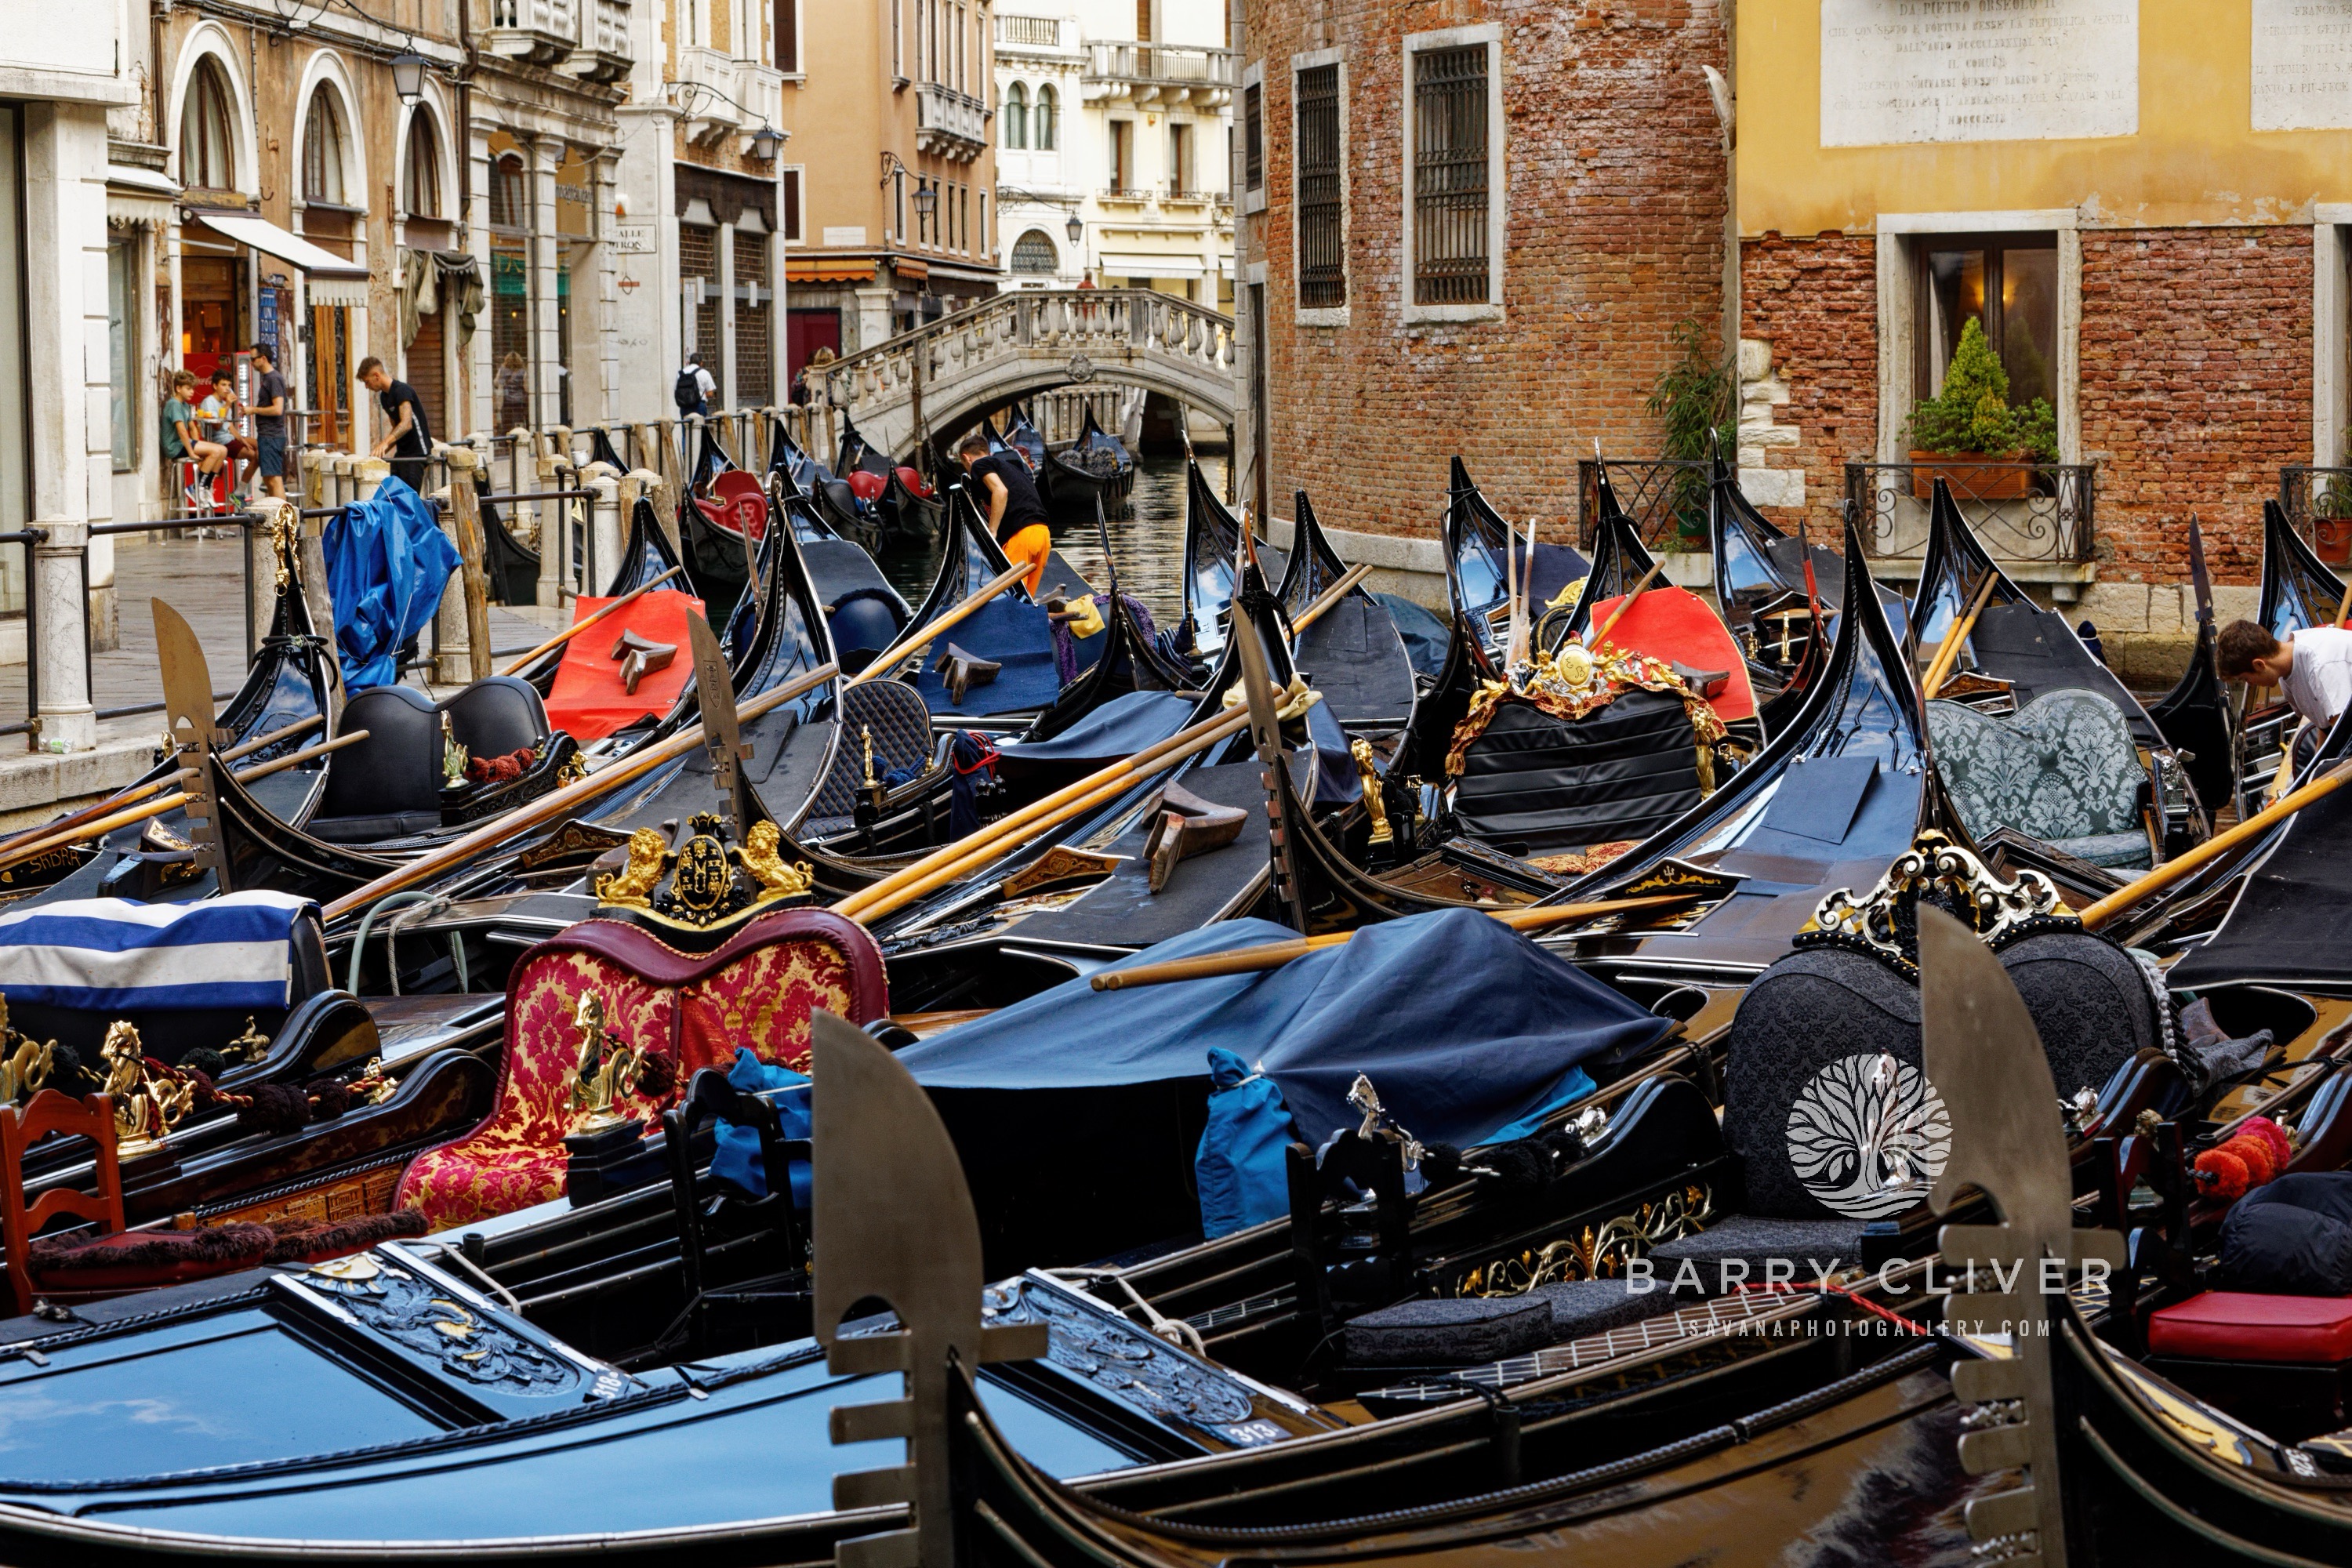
[0,531,557,831]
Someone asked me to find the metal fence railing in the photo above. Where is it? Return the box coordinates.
[1575,458,1713,552]
[2278,466,2352,564]
[1842,459,2097,564]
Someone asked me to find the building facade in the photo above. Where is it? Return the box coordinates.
[1735,0,2352,669]
[1232,0,1730,539]
[993,1,1236,304]
[773,0,1000,404]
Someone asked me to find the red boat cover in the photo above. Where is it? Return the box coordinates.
[543,588,705,741]
[2147,1290,2352,1363]
[699,470,768,542]
[847,470,887,503]
[1584,586,1758,724]
[898,465,933,499]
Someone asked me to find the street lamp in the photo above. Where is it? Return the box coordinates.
[1065,210,1083,245]
[749,124,786,161]
[913,183,939,220]
[390,51,428,106]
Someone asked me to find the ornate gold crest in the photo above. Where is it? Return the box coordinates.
[590,813,815,933]
[1798,830,2075,977]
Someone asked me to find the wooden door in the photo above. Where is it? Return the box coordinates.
[310,303,351,448]
[407,310,446,445]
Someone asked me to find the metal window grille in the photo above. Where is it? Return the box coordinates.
[1412,45,1489,307]
[1295,65,1344,308]
[1243,82,1262,191]
[737,232,773,405]
[682,223,720,373]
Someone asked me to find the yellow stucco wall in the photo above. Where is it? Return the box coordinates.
[1742,0,2352,234]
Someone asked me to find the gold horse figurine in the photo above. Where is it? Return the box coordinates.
[0,998,53,1107]
[569,993,651,1133]
[100,1021,192,1155]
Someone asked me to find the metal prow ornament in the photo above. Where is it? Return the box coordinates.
[812,1010,1047,1568]
[152,599,231,890]
[686,610,753,840]
[1917,905,2125,1568]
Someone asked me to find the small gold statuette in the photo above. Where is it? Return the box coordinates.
[100,1021,194,1156]
[569,992,650,1133]
[593,827,668,908]
[741,820,815,898]
[1349,738,1393,845]
[591,815,812,928]
[861,724,880,800]
[221,1014,270,1064]
[0,999,54,1108]
[441,711,470,789]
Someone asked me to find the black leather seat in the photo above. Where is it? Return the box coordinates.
[1452,688,1703,856]
[311,678,550,841]
[805,680,948,837]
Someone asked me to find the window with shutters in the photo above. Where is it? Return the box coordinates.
[1405,31,1501,319]
[775,0,800,72]
[178,57,241,194]
[780,167,804,243]
[1294,62,1344,312]
[1004,82,1028,149]
[1034,83,1058,151]
[1243,81,1262,194]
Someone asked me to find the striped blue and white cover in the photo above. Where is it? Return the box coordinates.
[0,891,317,1012]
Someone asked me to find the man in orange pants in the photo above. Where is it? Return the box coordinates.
[957,430,1053,595]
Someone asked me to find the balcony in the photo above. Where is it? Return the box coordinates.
[675,47,780,148]
[995,13,1073,55]
[564,0,631,82]
[1083,42,1236,108]
[486,0,580,67]
[1845,459,2098,570]
[916,82,987,162]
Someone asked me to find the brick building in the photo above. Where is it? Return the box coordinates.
[1735,1,2352,673]
[1232,0,1730,548]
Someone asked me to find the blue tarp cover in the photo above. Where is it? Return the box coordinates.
[1375,592,1452,679]
[996,690,1196,765]
[901,908,1674,1151]
[912,597,1063,716]
[324,477,462,690]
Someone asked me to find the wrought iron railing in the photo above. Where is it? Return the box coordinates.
[1575,458,1713,551]
[2279,466,2352,564]
[1842,460,2097,564]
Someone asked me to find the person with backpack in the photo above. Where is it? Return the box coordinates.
[675,354,715,418]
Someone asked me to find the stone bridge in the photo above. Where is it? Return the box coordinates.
[811,289,1236,458]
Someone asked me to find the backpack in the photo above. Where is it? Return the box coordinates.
[673,368,700,412]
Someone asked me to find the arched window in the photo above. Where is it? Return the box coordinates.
[301,86,349,205]
[179,57,238,191]
[1033,83,1058,151]
[1011,229,1059,274]
[488,153,529,230]
[1003,82,1028,150]
[403,114,441,218]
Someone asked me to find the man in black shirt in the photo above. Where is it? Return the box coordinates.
[249,345,290,499]
[357,356,432,494]
[957,431,1051,593]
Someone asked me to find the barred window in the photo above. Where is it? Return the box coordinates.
[1013,228,1058,274]
[1243,82,1262,192]
[1294,64,1343,309]
[1411,45,1489,307]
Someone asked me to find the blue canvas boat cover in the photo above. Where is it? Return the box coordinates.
[324,477,462,690]
[900,908,1675,1151]
[996,690,1196,766]
[1375,591,1452,678]
[911,596,1063,716]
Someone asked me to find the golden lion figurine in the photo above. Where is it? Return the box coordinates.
[593,827,668,908]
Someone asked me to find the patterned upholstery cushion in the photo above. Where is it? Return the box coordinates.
[1928,690,2149,869]
[394,909,885,1231]
[808,680,939,820]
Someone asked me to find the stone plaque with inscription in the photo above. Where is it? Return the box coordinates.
[2253,1,2352,130]
[1821,0,2140,147]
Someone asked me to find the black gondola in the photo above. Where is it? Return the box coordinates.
[1181,457,1287,660]
[1048,405,1135,511]
[1443,456,1588,662]
[1542,459,1657,652]
[837,407,939,541]
[2148,515,2237,814]
[1278,488,1416,746]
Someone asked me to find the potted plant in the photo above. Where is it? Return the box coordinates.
[1906,317,2059,500]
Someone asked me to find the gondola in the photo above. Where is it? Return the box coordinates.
[1180,457,1288,662]
[1277,488,1416,748]
[2234,499,2346,815]
[1048,405,1135,513]
[1708,452,1907,678]
[996,401,1054,506]
[1909,476,2201,861]
[673,419,767,630]
[772,418,884,551]
[1444,456,1588,663]
[769,464,912,675]
[1542,459,1657,650]
[2148,514,2237,817]
[838,407,942,542]
[473,467,543,607]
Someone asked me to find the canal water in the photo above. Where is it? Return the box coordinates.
[877,451,1222,630]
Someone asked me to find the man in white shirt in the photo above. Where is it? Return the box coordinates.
[2219,619,2352,730]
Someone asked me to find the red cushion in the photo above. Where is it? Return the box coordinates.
[29,1226,273,1292]
[2147,1290,2352,1363]
[1584,586,1758,723]
[710,471,769,542]
[543,588,705,742]
[847,470,887,502]
[897,466,933,499]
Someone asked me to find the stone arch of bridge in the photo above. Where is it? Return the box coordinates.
[920,363,1236,449]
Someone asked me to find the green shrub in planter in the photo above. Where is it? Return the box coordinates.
[1907,317,2059,463]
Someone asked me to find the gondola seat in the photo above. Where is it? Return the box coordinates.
[1450,689,1705,858]
[804,680,951,840]
[694,470,768,542]
[392,909,886,1231]
[310,678,551,841]
[1928,689,2154,869]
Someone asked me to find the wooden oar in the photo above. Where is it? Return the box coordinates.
[0,713,325,859]
[321,659,839,920]
[1920,571,1998,700]
[1588,560,1668,650]
[0,728,373,875]
[832,565,1373,927]
[2078,756,2352,930]
[844,561,1033,688]
[1089,895,1700,991]
[496,564,688,677]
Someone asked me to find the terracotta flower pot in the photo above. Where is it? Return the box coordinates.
[2317,515,2352,566]
[1909,450,2033,502]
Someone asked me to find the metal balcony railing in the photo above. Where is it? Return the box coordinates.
[1575,459,1715,551]
[1843,459,2098,564]
[2280,465,2352,564]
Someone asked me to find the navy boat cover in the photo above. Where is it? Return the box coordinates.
[899,908,1675,1152]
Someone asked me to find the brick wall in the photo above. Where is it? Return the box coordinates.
[1246,0,1728,539]
[1737,229,1878,534]
[2079,227,2312,586]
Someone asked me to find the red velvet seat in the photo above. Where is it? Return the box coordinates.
[393,909,886,1232]
[2147,1290,2352,1363]
[846,470,887,503]
[706,470,769,540]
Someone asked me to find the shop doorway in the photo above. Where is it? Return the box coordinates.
[787,307,840,401]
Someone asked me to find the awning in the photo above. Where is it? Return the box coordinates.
[786,258,877,282]
[106,162,178,227]
[193,212,369,281]
[1098,252,1207,280]
[892,258,931,281]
